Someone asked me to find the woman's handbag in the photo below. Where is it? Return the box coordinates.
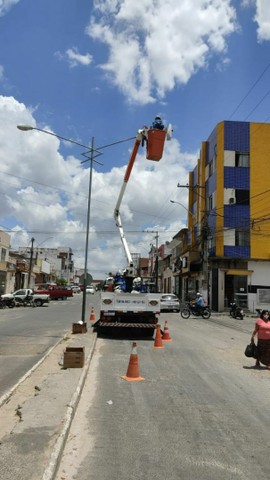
[245,342,258,358]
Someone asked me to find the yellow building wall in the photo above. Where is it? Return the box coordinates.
[215,122,224,257]
[250,123,270,259]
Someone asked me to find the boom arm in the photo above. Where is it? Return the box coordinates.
[114,123,171,275]
[114,129,146,273]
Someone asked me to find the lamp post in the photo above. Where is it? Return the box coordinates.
[170,199,195,220]
[17,124,103,324]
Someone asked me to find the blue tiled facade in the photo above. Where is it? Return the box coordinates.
[224,246,250,258]
[224,121,250,152]
[204,121,251,259]
[224,167,250,189]
[206,126,217,165]
[224,205,250,228]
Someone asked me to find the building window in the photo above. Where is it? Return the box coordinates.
[235,189,249,205]
[235,229,250,246]
[209,156,216,176]
[1,248,6,261]
[235,152,249,167]
[208,195,213,211]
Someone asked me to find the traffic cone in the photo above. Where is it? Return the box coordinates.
[90,307,95,322]
[162,320,172,342]
[121,342,145,382]
[154,324,164,349]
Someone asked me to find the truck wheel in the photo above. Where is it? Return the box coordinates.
[62,295,67,300]
[35,299,42,307]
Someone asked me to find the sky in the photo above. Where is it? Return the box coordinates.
[0,0,270,280]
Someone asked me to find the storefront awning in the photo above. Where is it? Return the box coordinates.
[225,269,253,276]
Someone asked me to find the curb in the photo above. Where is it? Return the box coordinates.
[41,332,98,480]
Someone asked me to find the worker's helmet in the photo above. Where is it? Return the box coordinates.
[155,115,161,120]
[196,292,202,297]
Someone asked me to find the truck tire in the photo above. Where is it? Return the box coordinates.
[62,295,67,300]
[34,299,43,307]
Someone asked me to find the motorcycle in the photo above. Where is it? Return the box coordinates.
[14,295,36,308]
[181,302,211,319]
[0,296,15,308]
[229,302,245,320]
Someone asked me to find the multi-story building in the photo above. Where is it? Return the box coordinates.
[0,231,16,294]
[187,120,270,312]
[17,246,75,285]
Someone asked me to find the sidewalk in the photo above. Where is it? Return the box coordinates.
[0,324,97,480]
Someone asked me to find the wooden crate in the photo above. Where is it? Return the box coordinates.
[63,346,85,368]
[72,322,87,334]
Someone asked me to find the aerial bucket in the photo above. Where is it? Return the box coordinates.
[146,129,167,161]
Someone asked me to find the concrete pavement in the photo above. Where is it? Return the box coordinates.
[0,312,257,480]
[0,323,97,480]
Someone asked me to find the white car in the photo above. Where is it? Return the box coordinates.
[86,285,95,294]
[71,285,81,293]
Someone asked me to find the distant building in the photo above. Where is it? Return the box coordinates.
[18,246,75,285]
[0,231,16,294]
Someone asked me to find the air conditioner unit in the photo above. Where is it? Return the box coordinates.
[229,197,235,204]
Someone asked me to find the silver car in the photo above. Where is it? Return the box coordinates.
[160,294,180,312]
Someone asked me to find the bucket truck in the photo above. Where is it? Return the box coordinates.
[93,121,172,337]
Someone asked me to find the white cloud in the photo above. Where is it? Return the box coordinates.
[0,0,19,16]
[254,0,270,42]
[0,95,196,278]
[66,48,93,68]
[55,48,93,68]
[86,0,237,104]
[241,0,270,42]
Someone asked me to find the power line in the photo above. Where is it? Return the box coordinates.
[228,61,270,119]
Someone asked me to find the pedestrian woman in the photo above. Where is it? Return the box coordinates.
[251,310,270,369]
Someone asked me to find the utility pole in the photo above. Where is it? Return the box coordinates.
[27,237,35,288]
[154,232,159,293]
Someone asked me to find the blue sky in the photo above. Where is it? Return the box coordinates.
[0,0,270,279]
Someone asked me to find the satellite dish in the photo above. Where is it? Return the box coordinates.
[166,123,173,140]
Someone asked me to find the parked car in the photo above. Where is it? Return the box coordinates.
[160,294,180,312]
[71,285,81,294]
[86,285,95,294]
[34,285,73,300]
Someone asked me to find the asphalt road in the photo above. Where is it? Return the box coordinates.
[0,292,99,399]
[55,312,270,480]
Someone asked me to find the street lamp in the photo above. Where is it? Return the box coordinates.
[17,124,103,324]
[170,199,196,220]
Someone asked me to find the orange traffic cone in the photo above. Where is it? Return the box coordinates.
[162,320,172,342]
[121,342,145,382]
[154,324,164,349]
[90,307,95,322]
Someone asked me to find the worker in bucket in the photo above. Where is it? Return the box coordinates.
[152,115,164,130]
